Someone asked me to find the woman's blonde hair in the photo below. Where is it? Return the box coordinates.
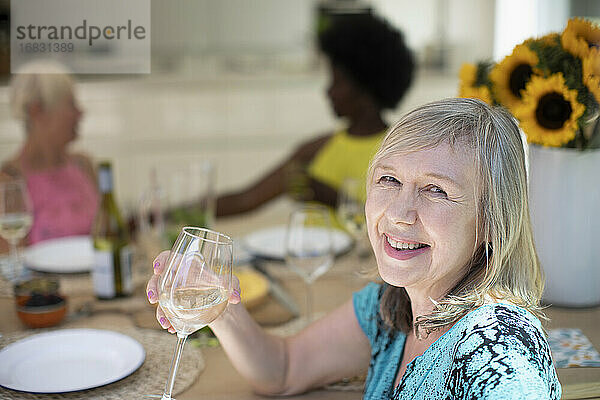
[10,60,75,122]
[367,97,544,335]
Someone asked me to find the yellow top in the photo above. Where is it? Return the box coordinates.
[308,130,385,203]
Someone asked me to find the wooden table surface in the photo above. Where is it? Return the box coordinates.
[1,198,599,399]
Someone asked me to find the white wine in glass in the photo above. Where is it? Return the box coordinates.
[285,205,334,325]
[158,286,229,335]
[0,180,33,280]
[0,212,33,242]
[156,227,233,400]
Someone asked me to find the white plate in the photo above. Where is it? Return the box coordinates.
[0,329,145,393]
[24,236,94,273]
[242,225,352,260]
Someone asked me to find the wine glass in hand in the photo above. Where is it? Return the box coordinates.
[0,179,33,281]
[285,205,334,325]
[157,227,233,400]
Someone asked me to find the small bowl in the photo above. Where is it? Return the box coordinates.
[16,294,67,328]
[14,277,60,302]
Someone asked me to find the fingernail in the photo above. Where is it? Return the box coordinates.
[159,317,167,326]
[153,261,160,270]
[147,290,155,300]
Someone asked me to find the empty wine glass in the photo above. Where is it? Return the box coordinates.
[0,179,33,281]
[285,205,334,325]
[156,227,233,400]
[337,177,370,258]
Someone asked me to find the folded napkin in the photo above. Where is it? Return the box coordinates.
[548,328,600,368]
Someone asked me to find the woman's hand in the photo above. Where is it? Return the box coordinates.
[145,250,242,334]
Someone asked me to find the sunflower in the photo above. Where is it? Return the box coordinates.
[525,33,560,47]
[561,18,600,59]
[458,63,494,104]
[539,33,560,46]
[490,44,539,111]
[582,48,600,104]
[459,63,477,87]
[459,84,493,105]
[514,73,585,147]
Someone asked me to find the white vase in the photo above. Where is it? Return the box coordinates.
[529,145,600,307]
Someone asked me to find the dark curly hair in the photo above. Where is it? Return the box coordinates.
[318,14,415,110]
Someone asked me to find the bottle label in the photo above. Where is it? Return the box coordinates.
[92,249,115,298]
[92,245,133,298]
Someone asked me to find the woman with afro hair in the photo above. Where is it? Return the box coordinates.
[215,13,415,215]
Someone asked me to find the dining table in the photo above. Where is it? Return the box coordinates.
[0,197,599,400]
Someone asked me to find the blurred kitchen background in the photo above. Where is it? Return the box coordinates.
[0,0,598,211]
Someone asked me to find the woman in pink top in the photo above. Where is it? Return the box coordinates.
[1,61,99,245]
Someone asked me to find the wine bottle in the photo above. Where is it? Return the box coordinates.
[91,161,133,299]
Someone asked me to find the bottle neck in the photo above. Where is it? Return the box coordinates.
[98,167,113,194]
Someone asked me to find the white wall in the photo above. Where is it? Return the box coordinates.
[150,0,498,74]
[370,0,496,71]
[150,0,316,74]
[493,0,569,60]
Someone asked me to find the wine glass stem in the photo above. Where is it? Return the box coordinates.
[7,239,19,280]
[162,333,188,400]
[8,239,18,260]
[305,281,313,324]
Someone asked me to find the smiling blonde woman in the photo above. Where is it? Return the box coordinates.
[361,97,559,399]
[368,97,544,335]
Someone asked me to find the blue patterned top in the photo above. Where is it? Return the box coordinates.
[353,283,561,399]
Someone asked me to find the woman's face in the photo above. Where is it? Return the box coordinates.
[326,64,369,118]
[39,92,83,146]
[366,142,479,298]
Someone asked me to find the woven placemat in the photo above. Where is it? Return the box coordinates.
[0,327,204,399]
